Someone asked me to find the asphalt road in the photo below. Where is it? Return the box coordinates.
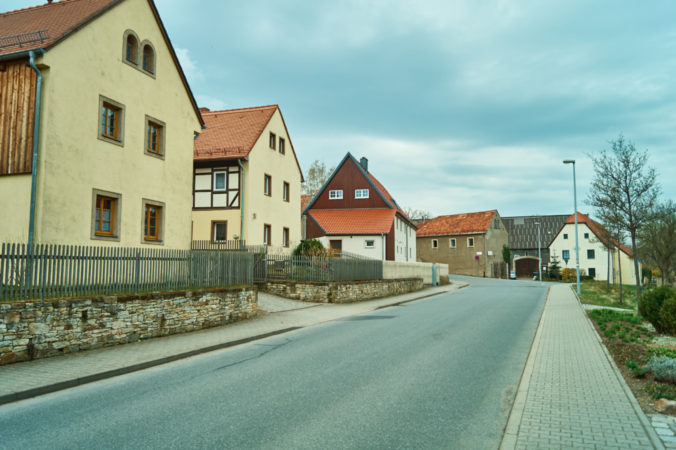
[0,277,547,449]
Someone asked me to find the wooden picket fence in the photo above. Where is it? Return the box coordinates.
[0,243,253,303]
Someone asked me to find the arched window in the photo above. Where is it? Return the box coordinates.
[125,34,138,64]
[142,44,155,74]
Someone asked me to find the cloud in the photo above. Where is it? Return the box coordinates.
[174,47,202,82]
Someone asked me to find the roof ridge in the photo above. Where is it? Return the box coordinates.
[1,0,82,17]
[201,104,279,115]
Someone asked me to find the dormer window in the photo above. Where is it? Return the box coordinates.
[142,44,155,74]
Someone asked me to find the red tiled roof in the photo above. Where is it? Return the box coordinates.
[300,193,313,212]
[564,212,633,256]
[309,209,396,235]
[0,0,120,57]
[194,105,277,160]
[416,210,497,237]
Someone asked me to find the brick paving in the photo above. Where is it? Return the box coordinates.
[501,284,663,449]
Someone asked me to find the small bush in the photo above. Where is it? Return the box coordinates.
[638,286,675,334]
[627,361,647,377]
[650,347,676,360]
[644,356,676,384]
[293,239,329,257]
[660,295,676,335]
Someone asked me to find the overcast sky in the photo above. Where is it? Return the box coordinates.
[5,0,676,218]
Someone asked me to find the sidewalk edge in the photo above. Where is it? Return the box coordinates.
[0,326,301,406]
[499,286,551,450]
[572,286,665,450]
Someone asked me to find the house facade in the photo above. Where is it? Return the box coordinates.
[192,105,303,251]
[0,0,203,249]
[303,153,416,261]
[417,210,508,277]
[549,212,636,284]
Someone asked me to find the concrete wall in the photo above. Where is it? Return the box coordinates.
[17,0,202,248]
[383,261,448,285]
[261,278,423,303]
[0,287,256,365]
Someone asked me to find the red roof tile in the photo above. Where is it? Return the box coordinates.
[416,210,497,237]
[564,212,633,256]
[309,209,396,235]
[0,0,120,57]
[194,105,278,161]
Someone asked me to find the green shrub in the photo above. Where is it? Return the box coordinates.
[626,361,647,377]
[638,286,675,333]
[293,239,328,257]
[660,295,676,335]
[650,347,676,360]
[644,356,676,384]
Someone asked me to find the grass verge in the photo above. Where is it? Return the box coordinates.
[578,280,638,309]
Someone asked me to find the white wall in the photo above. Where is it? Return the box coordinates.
[549,222,636,284]
[394,216,416,262]
[317,235,385,259]
[383,261,449,285]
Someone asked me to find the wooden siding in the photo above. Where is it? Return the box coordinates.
[0,59,37,176]
[311,157,389,210]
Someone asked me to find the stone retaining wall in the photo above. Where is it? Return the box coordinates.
[0,287,256,365]
[261,278,423,303]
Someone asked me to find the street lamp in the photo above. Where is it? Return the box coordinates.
[563,159,581,295]
[535,222,542,281]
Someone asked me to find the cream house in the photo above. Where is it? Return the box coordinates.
[192,105,304,251]
[549,212,636,284]
[0,0,203,249]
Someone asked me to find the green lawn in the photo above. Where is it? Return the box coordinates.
[577,280,638,310]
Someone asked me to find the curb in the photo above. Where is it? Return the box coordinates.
[0,327,301,406]
[573,286,665,450]
[499,286,551,450]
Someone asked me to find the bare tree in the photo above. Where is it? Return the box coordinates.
[302,160,335,195]
[587,135,660,300]
[639,201,676,285]
[403,207,432,221]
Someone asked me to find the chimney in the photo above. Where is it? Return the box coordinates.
[359,157,368,172]
[199,107,210,113]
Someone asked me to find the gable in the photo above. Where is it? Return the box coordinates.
[0,0,203,127]
[308,155,391,210]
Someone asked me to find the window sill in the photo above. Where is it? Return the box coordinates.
[144,150,165,160]
[98,134,124,148]
[142,239,164,246]
[91,234,121,242]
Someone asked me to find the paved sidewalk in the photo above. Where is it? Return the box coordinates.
[501,284,664,450]
[0,284,461,405]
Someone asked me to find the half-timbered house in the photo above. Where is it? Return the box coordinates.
[192,105,303,250]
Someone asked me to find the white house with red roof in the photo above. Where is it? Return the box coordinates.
[192,105,304,250]
[549,212,637,284]
[302,153,416,261]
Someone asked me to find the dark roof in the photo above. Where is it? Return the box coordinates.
[502,215,568,250]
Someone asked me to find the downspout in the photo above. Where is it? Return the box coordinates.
[381,233,385,261]
[27,50,45,249]
[237,160,246,249]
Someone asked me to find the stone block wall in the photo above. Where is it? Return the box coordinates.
[261,278,423,303]
[0,287,256,365]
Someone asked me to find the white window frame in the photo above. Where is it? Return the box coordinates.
[213,222,227,242]
[432,239,438,248]
[467,237,474,247]
[355,189,369,199]
[365,240,375,249]
[329,190,343,200]
[213,171,227,192]
[450,238,456,248]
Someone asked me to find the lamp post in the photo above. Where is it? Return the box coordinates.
[563,159,581,295]
[535,222,542,281]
